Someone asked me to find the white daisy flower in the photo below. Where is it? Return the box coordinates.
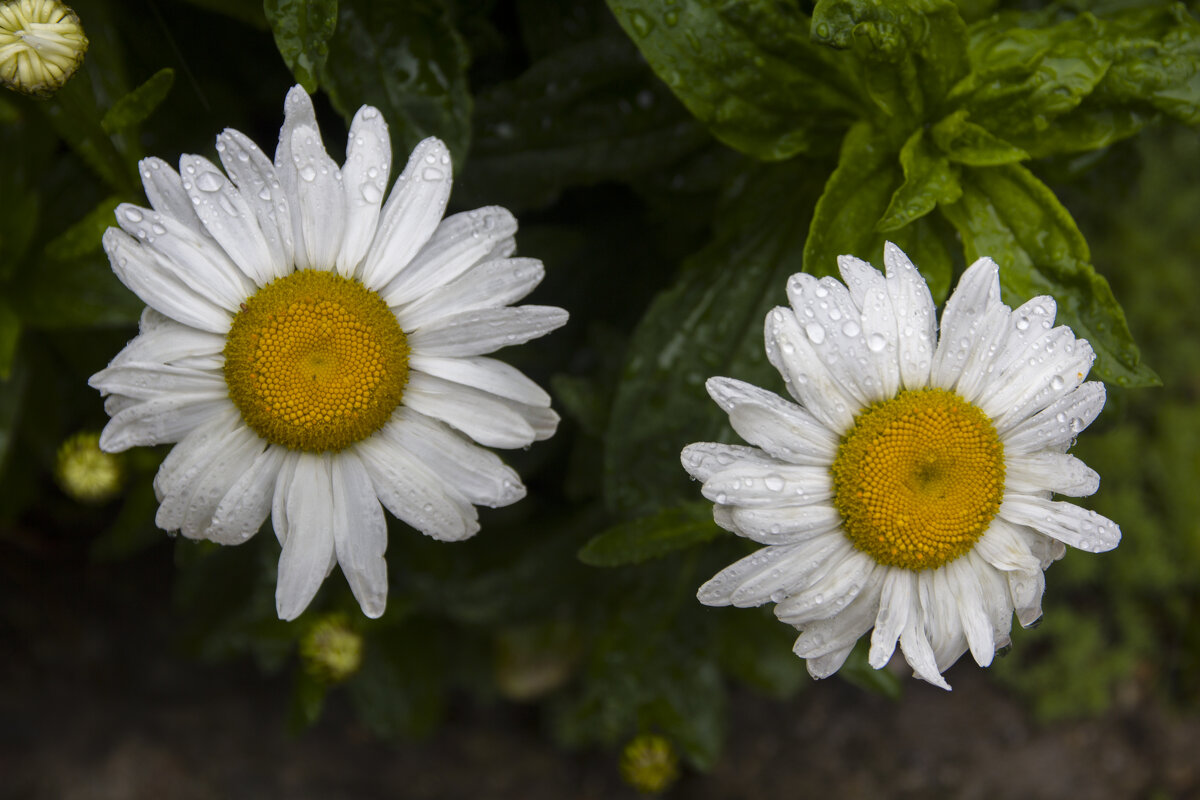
[90,86,567,621]
[682,243,1120,690]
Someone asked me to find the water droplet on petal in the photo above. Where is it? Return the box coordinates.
[867,333,887,352]
[805,323,826,344]
[122,208,143,223]
[422,166,444,181]
[361,183,382,204]
[842,321,861,338]
[1050,375,1065,391]
[298,165,317,182]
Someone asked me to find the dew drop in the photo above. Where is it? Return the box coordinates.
[867,333,887,352]
[805,323,826,344]
[122,207,143,223]
[257,186,272,201]
[422,166,444,181]
[842,320,861,338]
[298,164,317,182]
[361,183,382,204]
[1015,316,1030,331]
[764,475,785,492]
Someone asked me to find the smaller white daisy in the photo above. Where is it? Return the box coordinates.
[91,86,567,621]
[682,243,1120,689]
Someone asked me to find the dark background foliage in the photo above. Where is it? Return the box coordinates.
[2,0,1199,788]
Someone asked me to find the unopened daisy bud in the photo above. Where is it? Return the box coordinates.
[56,431,121,503]
[0,0,88,96]
[619,734,680,795]
[493,623,579,701]
[299,614,363,684]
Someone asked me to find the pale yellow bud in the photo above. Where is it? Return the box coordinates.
[619,734,681,795]
[0,0,88,95]
[56,431,121,504]
[299,614,364,684]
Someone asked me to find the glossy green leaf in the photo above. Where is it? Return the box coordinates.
[578,503,720,567]
[941,163,1156,387]
[812,0,968,125]
[877,128,961,232]
[458,36,709,212]
[606,0,860,160]
[264,0,338,93]
[40,71,137,193]
[803,121,902,277]
[101,68,175,134]
[321,0,471,164]
[604,157,820,514]
[930,109,1029,166]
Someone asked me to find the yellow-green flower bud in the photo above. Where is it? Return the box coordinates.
[0,0,88,96]
[299,613,363,684]
[619,734,681,795]
[56,431,121,504]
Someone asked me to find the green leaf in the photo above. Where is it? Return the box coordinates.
[604,157,822,514]
[812,0,968,126]
[39,71,138,193]
[321,0,471,165]
[606,0,860,160]
[288,669,328,732]
[803,121,902,277]
[838,638,904,698]
[941,163,1156,387]
[264,0,338,93]
[179,0,269,28]
[715,607,808,698]
[44,195,124,261]
[101,68,176,134]
[457,36,710,211]
[579,503,721,567]
[930,109,1029,166]
[0,303,19,381]
[877,128,961,232]
[347,620,445,739]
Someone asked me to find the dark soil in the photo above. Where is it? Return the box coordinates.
[3,540,1198,800]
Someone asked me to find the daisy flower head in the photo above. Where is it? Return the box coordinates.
[90,86,567,621]
[681,243,1119,690]
[0,0,88,96]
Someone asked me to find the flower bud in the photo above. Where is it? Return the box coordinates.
[0,0,88,96]
[56,431,121,504]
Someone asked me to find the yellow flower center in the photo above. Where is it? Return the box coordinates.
[223,269,409,453]
[831,389,1004,571]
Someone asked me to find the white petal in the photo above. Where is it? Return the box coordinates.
[178,154,276,286]
[918,568,968,672]
[1001,382,1107,454]
[987,330,1095,429]
[115,203,255,312]
[763,306,858,432]
[275,453,337,620]
[1005,452,1100,497]
[372,409,526,508]
[728,535,848,608]
[1008,567,1046,628]
[151,407,241,509]
[99,392,231,451]
[407,306,569,357]
[402,372,554,448]
[701,461,832,508]
[89,363,224,401]
[177,426,268,539]
[857,261,902,399]
[330,452,389,618]
[931,256,1004,390]
[217,128,293,280]
[704,377,839,466]
[105,308,226,368]
[792,571,883,662]
[899,608,952,690]
[945,558,995,667]
[274,85,320,270]
[337,105,391,277]
[868,569,913,669]
[408,354,551,406]
[138,157,204,234]
[680,442,776,482]
[697,541,808,606]
[397,258,544,329]
[207,444,287,544]
[360,137,454,290]
[271,452,300,546]
[288,124,345,270]
[835,254,880,311]
[973,518,1041,573]
[883,241,937,389]
[103,229,232,334]
[786,273,884,404]
[728,504,843,545]
[774,549,875,624]
[999,495,1121,552]
[355,430,479,541]
[989,295,1057,376]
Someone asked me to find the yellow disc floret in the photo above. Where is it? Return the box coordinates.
[223,269,409,453]
[832,389,1005,571]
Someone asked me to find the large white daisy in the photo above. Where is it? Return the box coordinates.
[682,243,1120,689]
[91,86,567,621]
